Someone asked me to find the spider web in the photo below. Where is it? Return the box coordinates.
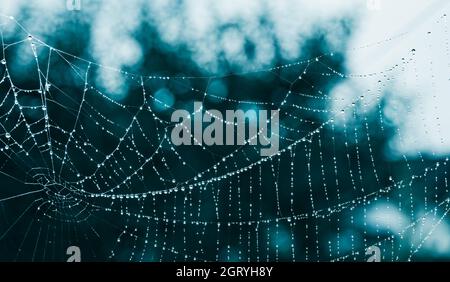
[0,12,449,262]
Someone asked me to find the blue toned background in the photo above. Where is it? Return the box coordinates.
[0,0,449,261]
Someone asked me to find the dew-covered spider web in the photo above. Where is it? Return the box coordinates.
[0,12,450,262]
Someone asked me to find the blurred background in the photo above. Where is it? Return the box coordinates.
[0,0,449,261]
